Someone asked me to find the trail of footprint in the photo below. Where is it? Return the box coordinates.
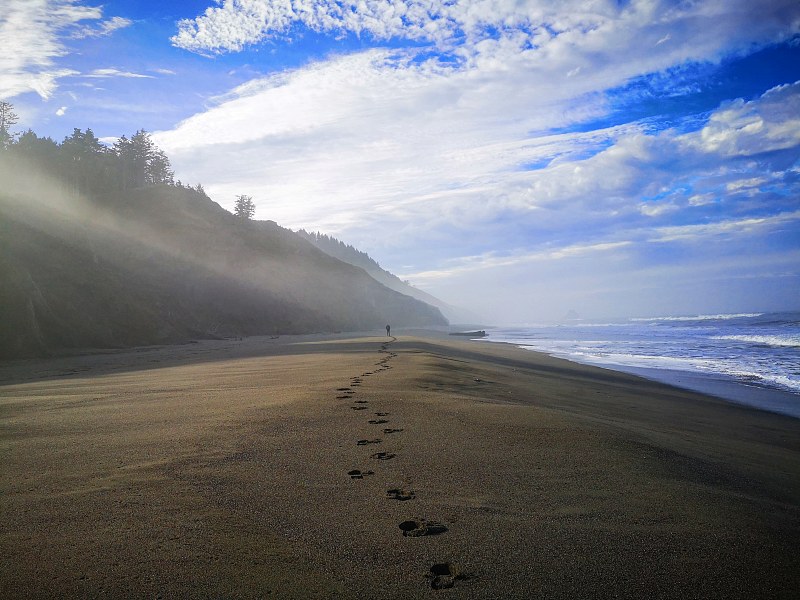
[399,519,448,537]
[357,439,382,445]
[427,563,473,590]
[347,469,374,479]
[387,488,415,501]
[371,452,396,460]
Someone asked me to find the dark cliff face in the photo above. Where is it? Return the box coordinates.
[0,169,446,359]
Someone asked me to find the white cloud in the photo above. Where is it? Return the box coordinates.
[84,68,155,79]
[55,106,66,116]
[173,0,800,62]
[71,15,132,39]
[159,1,800,318]
[399,241,634,283]
[156,63,800,306]
[0,1,126,99]
[650,211,800,243]
[698,81,800,156]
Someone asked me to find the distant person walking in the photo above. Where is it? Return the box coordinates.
[386,324,391,337]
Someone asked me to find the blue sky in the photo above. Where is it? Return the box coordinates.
[2,0,799,322]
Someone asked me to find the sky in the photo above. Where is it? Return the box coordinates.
[2,0,800,323]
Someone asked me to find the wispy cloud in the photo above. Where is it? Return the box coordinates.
[84,68,155,79]
[399,241,634,283]
[0,1,130,99]
[71,15,132,39]
[650,211,800,243]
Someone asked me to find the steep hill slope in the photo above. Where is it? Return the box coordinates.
[0,158,446,358]
[296,230,482,324]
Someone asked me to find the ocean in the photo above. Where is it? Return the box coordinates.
[481,311,800,418]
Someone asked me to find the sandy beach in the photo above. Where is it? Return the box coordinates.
[1,332,799,598]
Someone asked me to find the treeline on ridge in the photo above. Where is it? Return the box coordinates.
[0,100,205,199]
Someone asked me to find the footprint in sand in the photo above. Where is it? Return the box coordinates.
[371,452,396,460]
[399,519,448,537]
[427,563,472,590]
[375,412,389,417]
[354,400,368,404]
[351,406,368,411]
[357,439,382,445]
[337,395,353,399]
[387,488,415,501]
[336,387,352,392]
[368,419,389,424]
[383,428,403,434]
[347,469,374,479]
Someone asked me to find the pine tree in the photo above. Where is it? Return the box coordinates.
[0,100,19,150]
[147,148,174,185]
[234,195,256,220]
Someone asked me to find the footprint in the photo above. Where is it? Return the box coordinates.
[371,452,396,460]
[387,488,415,501]
[336,387,352,392]
[357,439,382,445]
[368,419,389,424]
[354,400,368,404]
[427,563,471,590]
[399,519,448,537]
[351,406,368,411]
[383,428,403,434]
[375,412,389,417]
[347,469,374,479]
[337,395,352,399]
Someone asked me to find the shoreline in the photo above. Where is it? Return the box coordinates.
[2,331,799,597]
[474,336,800,420]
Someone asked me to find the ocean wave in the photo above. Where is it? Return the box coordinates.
[556,349,800,393]
[713,334,800,348]
[631,313,764,322]
[572,322,634,328]
[713,367,800,393]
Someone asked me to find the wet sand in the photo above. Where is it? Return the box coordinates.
[1,333,799,598]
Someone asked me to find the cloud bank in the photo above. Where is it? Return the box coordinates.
[159,1,800,319]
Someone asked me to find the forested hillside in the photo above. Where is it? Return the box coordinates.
[296,229,481,324]
[0,105,446,358]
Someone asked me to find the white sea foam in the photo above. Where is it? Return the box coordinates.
[713,334,800,348]
[631,313,763,322]
[488,311,800,404]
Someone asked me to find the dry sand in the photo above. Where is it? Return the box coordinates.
[1,332,799,598]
